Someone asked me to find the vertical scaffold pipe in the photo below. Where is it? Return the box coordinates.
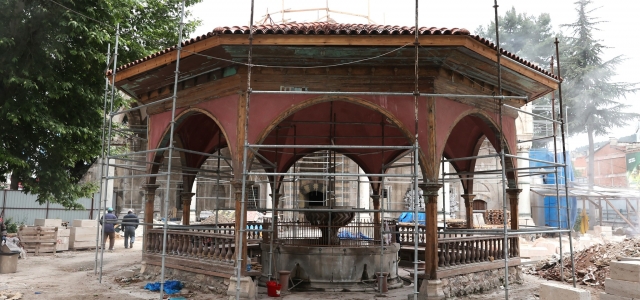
[555,37,578,288]
[493,1,511,298]
[237,1,255,299]
[95,43,111,275]
[100,25,119,284]
[412,0,420,299]
[550,57,565,282]
[159,2,186,299]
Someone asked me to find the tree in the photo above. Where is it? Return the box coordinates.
[0,0,201,208]
[561,0,638,189]
[475,6,557,68]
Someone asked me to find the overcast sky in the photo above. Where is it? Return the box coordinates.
[188,0,639,149]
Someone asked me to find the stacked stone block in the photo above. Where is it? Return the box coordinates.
[601,260,640,300]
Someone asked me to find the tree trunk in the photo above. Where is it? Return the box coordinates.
[587,125,597,229]
[9,173,19,190]
[587,125,595,190]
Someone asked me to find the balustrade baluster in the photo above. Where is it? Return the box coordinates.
[455,241,461,265]
[226,239,234,262]
[186,235,193,257]
[438,243,444,267]
[444,242,451,267]
[463,241,469,264]
[215,237,223,260]
[179,235,186,256]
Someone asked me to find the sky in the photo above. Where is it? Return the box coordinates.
[187,0,639,150]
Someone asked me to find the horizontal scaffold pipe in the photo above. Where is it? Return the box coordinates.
[251,90,529,100]
[247,171,417,177]
[441,153,499,163]
[439,229,571,236]
[504,154,567,167]
[249,144,415,150]
[267,208,426,213]
[110,95,174,116]
[173,147,230,159]
[105,172,168,180]
[518,136,554,144]
[108,147,170,159]
[503,104,561,124]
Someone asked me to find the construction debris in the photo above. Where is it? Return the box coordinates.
[0,290,23,300]
[529,237,640,289]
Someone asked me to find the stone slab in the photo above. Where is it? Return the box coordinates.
[619,257,640,262]
[72,219,97,228]
[34,219,62,227]
[540,282,591,300]
[70,227,97,242]
[610,261,640,282]
[227,276,255,300]
[600,292,634,300]
[57,228,70,238]
[56,236,69,251]
[606,278,640,298]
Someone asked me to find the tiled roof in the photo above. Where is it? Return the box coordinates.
[113,22,558,80]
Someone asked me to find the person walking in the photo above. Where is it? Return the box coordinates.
[100,207,118,252]
[122,209,139,249]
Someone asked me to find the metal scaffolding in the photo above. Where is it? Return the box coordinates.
[93,0,578,299]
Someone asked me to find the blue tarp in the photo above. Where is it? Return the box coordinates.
[144,280,183,295]
[529,149,577,228]
[338,231,372,240]
[397,212,426,225]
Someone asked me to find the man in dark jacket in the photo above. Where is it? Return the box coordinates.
[100,207,118,251]
[122,210,139,249]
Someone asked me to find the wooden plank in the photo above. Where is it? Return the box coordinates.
[144,254,235,278]
[436,258,522,279]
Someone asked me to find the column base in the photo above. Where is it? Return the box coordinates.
[418,280,445,300]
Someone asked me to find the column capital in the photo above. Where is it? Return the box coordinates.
[180,192,195,200]
[460,194,476,203]
[142,184,161,192]
[418,183,442,196]
[506,188,523,198]
[269,193,283,200]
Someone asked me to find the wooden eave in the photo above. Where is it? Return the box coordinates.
[114,34,558,102]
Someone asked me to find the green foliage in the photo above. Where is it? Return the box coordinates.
[4,217,25,234]
[0,0,201,208]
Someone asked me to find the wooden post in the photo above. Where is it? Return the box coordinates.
[461,194,476,229]
[180,192,195,225]
[371,194,381,242]
[232,180,254,273]
[142,184,160,231]
[419,183,442,280]
[269,193,282,240]
[506,188,522,230]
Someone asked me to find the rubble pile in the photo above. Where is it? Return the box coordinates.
[201,211,235,224]
[529,237,640,289]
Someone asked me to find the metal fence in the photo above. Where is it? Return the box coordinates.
[1,190,99,225]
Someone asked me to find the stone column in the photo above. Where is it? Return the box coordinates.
[419,183,444,300]
[506,188,522,230]
[371,194,381,242]
[461,194,476,229]
[232,180,254,273]
[269,193,282,240]
[142,184,160,231]
[180,192,195,225]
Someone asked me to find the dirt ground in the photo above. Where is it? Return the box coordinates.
[0,237,601,300]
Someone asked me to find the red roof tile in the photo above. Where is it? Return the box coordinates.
[112,22,558,80]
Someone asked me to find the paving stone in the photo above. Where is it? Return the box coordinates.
[600,292,634,300]
[539,282,590,300]
[606,278,640,298]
